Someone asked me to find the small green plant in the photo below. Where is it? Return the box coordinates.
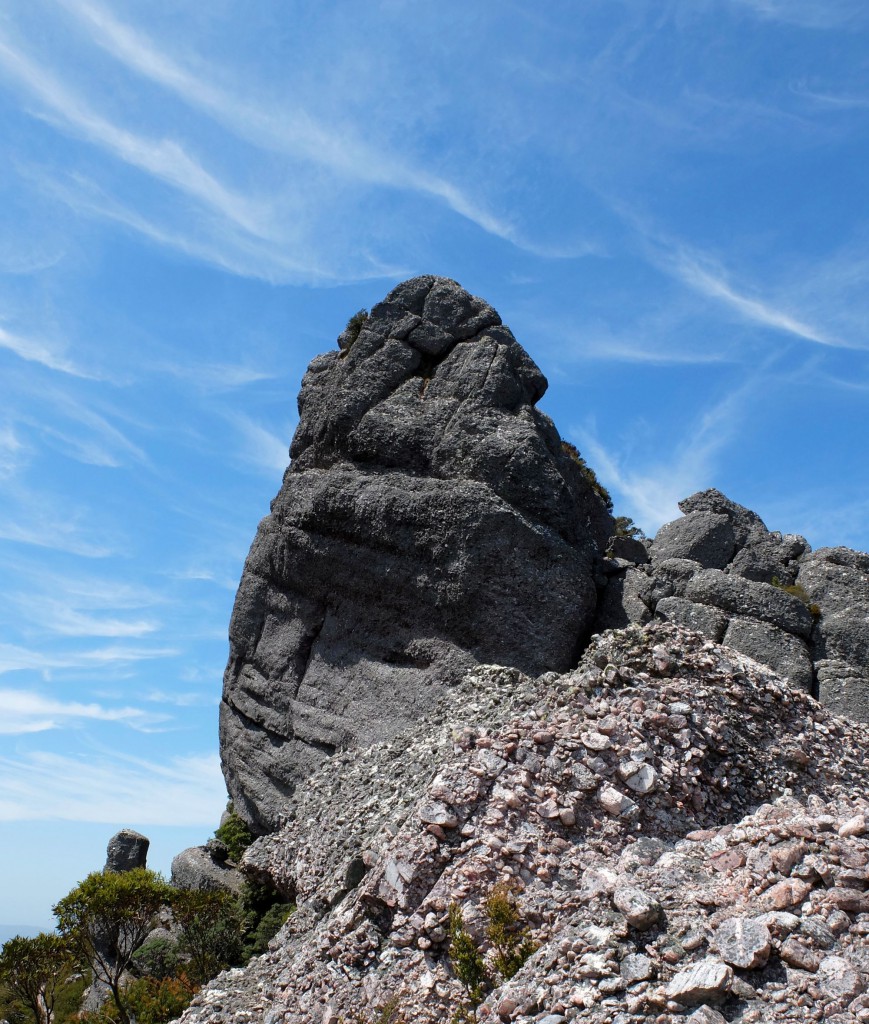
[131,936,180,980]
[561,441,613,512]
[771,577,821,618]
[339,308,369,355]
[484,883,537,981]
[122,973,196,1024]
[447,884,538,1021]
[448,904,488,1022]
[341,995,405,1024]
[238,880,294,960]
[214,805,255,862]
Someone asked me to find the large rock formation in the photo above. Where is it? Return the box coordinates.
[221,276,614,833]
[597,489,869,722]
[183,281,869,1024]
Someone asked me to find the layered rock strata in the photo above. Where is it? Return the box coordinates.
[597,489,868,721]
[221,276,613,833]
[181,623,869,1024]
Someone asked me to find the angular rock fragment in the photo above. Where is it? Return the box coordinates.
[666,958,733,1005]
[613,886,662,929]
[712,917,771,969]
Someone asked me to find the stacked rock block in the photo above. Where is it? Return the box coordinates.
[596,489,868,721]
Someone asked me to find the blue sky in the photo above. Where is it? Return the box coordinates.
[1,0,868,927]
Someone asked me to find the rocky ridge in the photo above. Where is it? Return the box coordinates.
[598,490,869,724]
[180,623,869,1024]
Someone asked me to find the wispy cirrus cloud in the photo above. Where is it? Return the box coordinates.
[790,82,869,110]
[39,170,405,285]
[0,641,177,676]
[162,360,275,393]
[230,414,291,476]
[0,424,26,478]
[0,516,113,558]
[666,248,836,346]
[12,597,158,638]
[726,0,868,29]
[50,0,522,246]
[144,688,216,708]
[0,324,90,377]
[0,689,167,734]
[572,362,775,530]
[0,750,226,824]
[0,32,267,237]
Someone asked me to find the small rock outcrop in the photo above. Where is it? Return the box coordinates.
[597,489,868,721]
[221,276,614,833]
[171,845,245,896]
[104,828,149,872]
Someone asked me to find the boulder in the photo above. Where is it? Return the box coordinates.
[677,489,767,548]
[816,662,869,723]
[684,569,814,639]
[171,846,245,895]
[221,277,614,832]
[654,596,728,642]
[798,548,869,721]
[712,917,771,970]
[594,567,653,631]
[652,511,735,569]
[104,829,149,873]
[727,532,808,584]
[722,618,814,692]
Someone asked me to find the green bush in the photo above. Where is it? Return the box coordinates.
[172,888,244,985]
[613,515,645,541]
[46,973,88,1024]
[122,973,196,1024]
[0,933,75,1024]
[448,904,487,1022]
[447,884,538,1021]
[243,902,293,959]
[483,883,537,981]
[339,309,369,355]
[213,806,255,862]
[131,936,180,980]
[54,868,172,1024]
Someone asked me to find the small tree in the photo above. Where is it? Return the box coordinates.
[448,904,488,1022]
[484,884,537,980]
[171,888,244,985]
[0,933,74,1024]
[53,868,172,1024]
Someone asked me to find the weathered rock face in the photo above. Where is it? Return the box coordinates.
[170,845,245,896]
[598,489,869,721]
[221,276,614,833]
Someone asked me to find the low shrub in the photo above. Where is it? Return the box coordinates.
[122,973,196,1024]
[771,577,821,618]
[561,442,613,512]
[213,806,255,862]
